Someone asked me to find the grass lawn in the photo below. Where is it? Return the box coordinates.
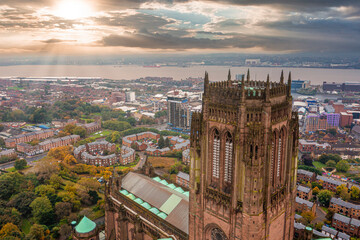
[8,86,23,90]
[21,218,32,234]
[321,207,329,214]
[313,161,326,170]
[90,130,112,139]
[6,167,16,172]
[148,156,177,171]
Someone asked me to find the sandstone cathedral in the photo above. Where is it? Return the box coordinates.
[103,70,299,240]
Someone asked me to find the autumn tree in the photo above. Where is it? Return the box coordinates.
[326,160,336,168]
[336,184,350,200]
[301,211,316,224]
[48,174,63,190]
[78,178,101,192]
[35,185,56,197]
[0,223,22,239]
[350,186,360,201]
[55,202,72,220]
[64,154,77,165]
[47,146,73,160]
[313,187,320,196]
[26,224,51,240]
[35,157,60,181]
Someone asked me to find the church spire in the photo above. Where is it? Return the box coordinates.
[228,69,231,81]
[265,74,270,102]
[204,71,209,96]
[246,69,250,83]
[287,72,292,96]
[280,70,284,84]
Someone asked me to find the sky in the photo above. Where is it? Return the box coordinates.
[0,0,360,55]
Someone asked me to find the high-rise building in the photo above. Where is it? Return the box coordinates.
[167,92,191,131]
[125,91,136,102]
[189,70,299,240]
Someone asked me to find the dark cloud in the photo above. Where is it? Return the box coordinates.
[100,29,360,53]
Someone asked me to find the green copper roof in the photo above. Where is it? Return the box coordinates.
[120,189,129,195]
[160,179,169,185]
[157,212,168,219]
[183,191,189,197]
[126,193,136,200]
[153,176,161,182]
[75,216,96,234]
[141,202,151,209]
[167,183,176,189]
[305,226,312,231]
[174,187,185,193]
[134,198,144,204]
[150,207,160,215]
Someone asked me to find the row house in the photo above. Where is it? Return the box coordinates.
[0,149,17,159]
[5,129,54,148]
[297,185,313,200]
[332,213,360,237]
[81,152,118,167]
[182,149,190,165]
[16,143,42,155]
[146,147,171,156]
[317,175,343,192]
[297,169,316,183]
[74,140,116,159]
[76,121,101,135]
[39,135,80,152]
[122,132,160,148]
[295,197,316,214]
[321,225,350,240]
[52,119,77,128]
[176,171,189,189]
[330,197,360,220]
[120,146,136,165]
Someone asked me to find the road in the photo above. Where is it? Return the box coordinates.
[133,152,146,170]
[0,152,47,170]
[314,204,327,223]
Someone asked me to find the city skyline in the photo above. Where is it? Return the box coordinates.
[1,0,360,55]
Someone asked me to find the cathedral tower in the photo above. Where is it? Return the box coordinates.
[189,70,299,240]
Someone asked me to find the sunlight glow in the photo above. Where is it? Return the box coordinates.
[54,0,94,19]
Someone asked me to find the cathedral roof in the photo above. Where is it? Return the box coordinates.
[75,216,96,234]
[121,172,189,234]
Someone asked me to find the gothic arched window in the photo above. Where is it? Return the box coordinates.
[211,228,227,240]
[212,129,220,179]
[271,131,277,188]
[276,132,282,178]
[224,132,233,183]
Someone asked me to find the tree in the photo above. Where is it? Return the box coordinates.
[165,137,170,147]
[301,211,316,224]
[48,174,63,190]
[78,178,101,192]
[48,146,73,160]
[313,187,320,196]
[88,190,100,205]
[350,186,360,201]
[318,190,333,207]
[0,124,4,132]
[318,154,342,164]
[7,191,36,217]
[0,172,24,200]
[64,124,76,134]
[328,128,337,136]
[30,197,55,225]
[0,223,22,239]
[0,137,5,148]
[158,137,165,148]
[336,184,350,201]
[336,160,350,172]
[26,224,50,240]
[14,159,27,170]
[35,185,56,197]
[301,154,313,166]
[326,160,336,168]
[63,154,77,165]
[73,126,86,138]
[55,202,72,220]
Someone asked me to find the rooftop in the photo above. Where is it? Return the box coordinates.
[75,216,96,234]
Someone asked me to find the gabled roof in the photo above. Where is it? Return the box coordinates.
[121,172,189,234]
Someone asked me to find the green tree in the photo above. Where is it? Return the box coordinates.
[326,160,336,168]
[35,185,56,197]
[336,160,350,172]
[0,138,5,148]
[158,137,165,148]
[301,211,316,224]
[73,126,86,138]
[14,159,27,170]
[0,172,24,200]
[102,120,131,131]
[7,191,36,217]
[165,137,171,147]
[318,190,333,207]
[318,154,342,164]
[48,174,63,190]
[328,128,337,136]
[30,197,55,225]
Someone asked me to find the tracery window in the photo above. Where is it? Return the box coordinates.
[271,133,276,187]
[211,228,227,240]
[212,129,220,179]
[277,134,282,178]
[224,132,233,183]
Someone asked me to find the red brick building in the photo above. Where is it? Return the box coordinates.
[176,171,189,189]
[5,129,54,148]
[295,197,316,214]
[297,185,313,200]
[332,213,360,237]
[122,132,160,148]
[317,175,343,192]
[330,197,360,220]
[340,112,353,128]
[297,169,316,183]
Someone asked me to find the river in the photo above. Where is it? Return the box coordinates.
[0,65,359,85]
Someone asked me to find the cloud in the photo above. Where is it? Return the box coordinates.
[42,38,77,43]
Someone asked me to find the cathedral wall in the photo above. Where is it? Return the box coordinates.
[203,211,231,239]
[268,210,286,240]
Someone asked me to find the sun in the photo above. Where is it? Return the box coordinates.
[54,0,94,19]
